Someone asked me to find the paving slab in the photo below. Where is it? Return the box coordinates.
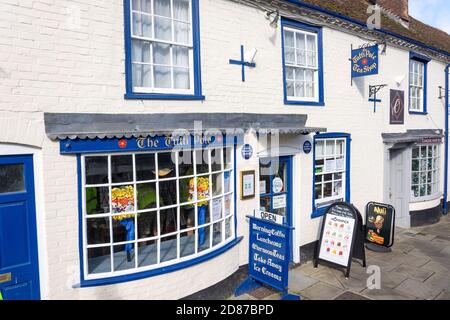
[420,260,450,274]
[299,282,344,300]
[379,271,408,289]
[435,290,450,300]
[337,275,368,293]
[288,270,319,293]
[361,287,415,300]
[295,261,320,276]
[422,272,450,294]
[308,267,346,289]
[394,279,439,300]
[391,264,434,281]
[334,291,371,300]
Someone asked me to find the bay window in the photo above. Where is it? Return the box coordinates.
[82,147,235,280]
[411,145,440,199]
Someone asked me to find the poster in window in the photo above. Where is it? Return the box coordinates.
[212,198,223,222]
[336,158,345,171]
[390,89,404,125]
[324,159,336,173]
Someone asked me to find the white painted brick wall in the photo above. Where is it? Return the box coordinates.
[0,0,448,299]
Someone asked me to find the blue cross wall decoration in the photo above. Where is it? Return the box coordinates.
[229,45,256,82]
[369,84,387,113]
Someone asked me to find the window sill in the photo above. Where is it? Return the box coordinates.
[410,192,442,203]
[408,110,427,115]
[124,93,206,100]
[285,100,325,107]
[76,236,242,288]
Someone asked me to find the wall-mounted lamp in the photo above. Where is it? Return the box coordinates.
[394,74,406,86]
[266,10,279,28]
[438,86,449,99]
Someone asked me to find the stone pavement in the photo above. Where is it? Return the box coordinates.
[231,214,450,300]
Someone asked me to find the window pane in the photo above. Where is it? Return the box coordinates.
[88,247,111,274]
[195,149,209,174]
[154,0,172,17]
[225,216,232,239]
[412,185,419,198]
[180,230,195,257]
[138,240,157,267]
[198,225,210,252]
[137,183,157,210]
[173,67,189,89]
[85,157,108,185]
[212,222,222,246]
[154,65,172,88]
[325,140,335,156]
[224,147,233,170]
[224,194,232,216]
[211,197,223,222]
[132,13,152,38]
[135,153,156,181]
[174,21,190,44]
[153,43,171,65]
[296,49,306,66]
[323,182,332,198]
[159,180,177,207]
[132,0,152,13]
[224,171,231,193]
[286,81,294,96]
[157,152,176,178]
[111,185,135,213]
[87,217,110,245]
[295,82,304,97]
[285,67,294,80]
[284,30,294,47]
[154,16,172,41]
[160,235,177,262]
[113,243,135,271]
[307,52,316,68]
[112,215,135,243]
[412,159,419,171]
[138,211,157,239]
[260,196,271,212]
[285,47,295,64]
[160,208,177,234]
[211,148,222,172]
[296,32,305,50]
[179,177,192,203]
[307,34,316,51]
[412,172,419,184]
[315,140,324,157]
[132,64,152,88]
[173,46,189,67]
[0,164,25,194]
[306,81,314,97]
[197,202,210,225]
[111,155,133,183]
[86,186,110,215]
[174,0,190,21]
[180,204,195,230]
[412,147,419,158]
[315,184,322,200]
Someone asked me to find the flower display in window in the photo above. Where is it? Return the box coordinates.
[112,185,135,220]
[188,177,209,206]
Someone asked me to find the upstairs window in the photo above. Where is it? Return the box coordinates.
[281,19,324,106]
[408,52,430,114]
[125,0,203,99]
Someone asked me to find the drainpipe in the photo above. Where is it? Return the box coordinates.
[444,64,449,215]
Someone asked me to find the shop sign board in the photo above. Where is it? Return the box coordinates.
[314,202,366,277]
[351,45,379,78]
[365,202,395,247]
[390,90,405,125]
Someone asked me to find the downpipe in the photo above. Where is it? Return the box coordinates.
[443,64,449,215]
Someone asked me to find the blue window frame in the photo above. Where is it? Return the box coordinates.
[124,0,204,100]
[74,139,240,287]
[409,52,431,114]
[311,133,351,218]
[281,18,324,106]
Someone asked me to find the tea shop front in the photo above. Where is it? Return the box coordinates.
[43,112,324,298]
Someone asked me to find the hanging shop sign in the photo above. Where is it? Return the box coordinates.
[365,202,395,247]
[272,177,283,193]
[314,202,366,278]
[60,134,236,154]
[390,90,405,125]
[242,144,253,160]
[303,141,312,154]
[351,45,379,78]
[235,214,299,299]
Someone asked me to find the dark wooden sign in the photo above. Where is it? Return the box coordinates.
[314,202,366,278]
[390,89,404,125]
[365,202,395,247]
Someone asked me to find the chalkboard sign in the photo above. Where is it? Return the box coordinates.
[366,202,395,247]
[314,202,366,278]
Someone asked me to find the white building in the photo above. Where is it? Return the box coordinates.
[0,0,449,300]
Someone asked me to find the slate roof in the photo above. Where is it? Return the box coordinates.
[295,0,450,54]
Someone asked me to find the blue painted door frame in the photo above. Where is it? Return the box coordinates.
[259,156,294,261]
[0,155,40,300]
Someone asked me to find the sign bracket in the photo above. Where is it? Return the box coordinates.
[369,84,387,113]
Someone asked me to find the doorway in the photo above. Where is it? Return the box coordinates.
[387,148,410,228]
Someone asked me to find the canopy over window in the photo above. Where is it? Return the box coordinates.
[44,113,326,140]
[382,129,443,150]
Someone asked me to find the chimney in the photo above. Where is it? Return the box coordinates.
[376,0,409,22]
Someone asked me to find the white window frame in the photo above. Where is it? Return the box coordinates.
[283,26,319,103]
[81,147,235,281]
[409,60,425,112]
[411,144,440,200]
[314,138,346,208]
[130,0,195,94]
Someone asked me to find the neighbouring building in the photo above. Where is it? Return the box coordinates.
[0,0,449,300]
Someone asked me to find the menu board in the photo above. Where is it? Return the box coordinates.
[317,203,357,267]
[366,202,395,247]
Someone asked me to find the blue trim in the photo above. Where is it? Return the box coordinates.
[444,65,449,215]
[408,52,429,115]
[311,133,351,218]
[123,0,203,100]
[281,18,325,106]
[77,144,241,287]
[282,0,450,58]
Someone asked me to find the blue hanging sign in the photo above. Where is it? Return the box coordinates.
[303,141,312,154]
[235,215,299,299]
[59,134,238,154]
[351,45,379,78]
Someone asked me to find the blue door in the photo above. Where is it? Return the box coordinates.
[0,155,40,300]
[259,156,293,261]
